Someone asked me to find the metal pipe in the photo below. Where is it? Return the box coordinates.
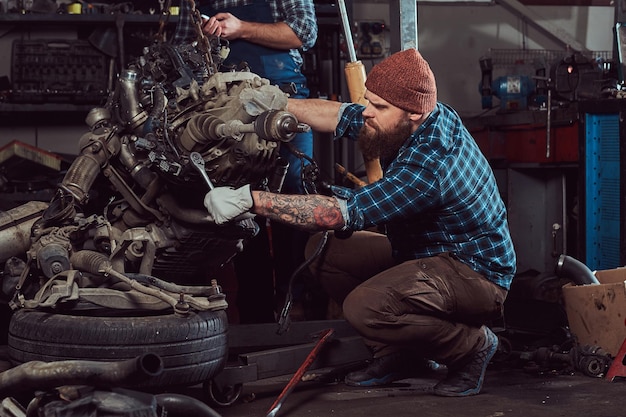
[117,69,148,131]
[0,201,48,263]
[555,254,600,285]
[337,0,356,63]
[0,353,163,398]
[69,250,180,310]
[126,273,222,297]
[61,153,105,204]
[546,88,551,158]
[69,250,219,312]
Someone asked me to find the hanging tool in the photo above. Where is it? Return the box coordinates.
[276,231,329,335]
[266,328,335,417]
[337,0,366,106]
[336,0,382,184]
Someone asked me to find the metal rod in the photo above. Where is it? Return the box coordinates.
[266,328,335,417]
[337,0,357,63]
[546,87,551,159]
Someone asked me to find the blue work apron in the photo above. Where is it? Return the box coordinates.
[200,0,308,98]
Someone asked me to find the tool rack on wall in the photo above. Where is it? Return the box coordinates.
[0,13,177,117]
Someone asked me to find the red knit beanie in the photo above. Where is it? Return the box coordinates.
[365,48,437,114]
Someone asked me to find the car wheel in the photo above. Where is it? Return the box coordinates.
[8,308,228,389]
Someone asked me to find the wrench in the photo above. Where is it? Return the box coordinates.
[189,152,214,190]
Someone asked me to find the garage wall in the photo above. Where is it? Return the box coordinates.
[353,3,614,116]
[0,3,615,154]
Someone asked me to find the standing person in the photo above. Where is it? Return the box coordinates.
[199,0,318,323]
[203,48,517,397]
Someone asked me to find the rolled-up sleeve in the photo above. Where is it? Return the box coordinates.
[280,0,318,51]
[334,103,366,139]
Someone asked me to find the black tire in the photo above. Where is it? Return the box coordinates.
[8,308,228,389]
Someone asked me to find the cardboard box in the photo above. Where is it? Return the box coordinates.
[562,268,626,357]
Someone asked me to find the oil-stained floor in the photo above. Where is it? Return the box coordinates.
[180,360,625,417]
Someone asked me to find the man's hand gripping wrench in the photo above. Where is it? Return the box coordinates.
[190,151,255,224]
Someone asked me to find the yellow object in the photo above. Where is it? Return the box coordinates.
[67,2,81,14]
[344,60,383,183]
[344,61,367,106]
[169,6,179,15]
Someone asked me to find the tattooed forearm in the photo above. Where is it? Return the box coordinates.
[251,191,345,232]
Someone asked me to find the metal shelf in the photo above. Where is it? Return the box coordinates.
[0,102,95,112]
[0,13,178,25]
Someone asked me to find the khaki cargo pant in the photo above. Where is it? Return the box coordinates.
[305,230,508,367]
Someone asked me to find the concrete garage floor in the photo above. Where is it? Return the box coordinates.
[171,317,626,417]
[190,367,625,417]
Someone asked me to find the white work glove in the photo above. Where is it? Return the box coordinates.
[204,184,254,225]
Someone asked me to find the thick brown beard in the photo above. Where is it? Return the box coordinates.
[357,119,414,162]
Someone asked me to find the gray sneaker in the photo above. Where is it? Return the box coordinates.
[433,325,498,397]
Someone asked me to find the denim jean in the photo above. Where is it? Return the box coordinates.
[305,230,508,367]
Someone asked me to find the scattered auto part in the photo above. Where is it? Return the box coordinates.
[1,5,307,311]
[0,353,164,398]
[519,344,612,378]
[555,254,600,285]
[8,308,228,389]
[0,3,312,395]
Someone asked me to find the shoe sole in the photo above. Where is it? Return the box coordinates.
[433,327,499,397]
[345,372,406,387]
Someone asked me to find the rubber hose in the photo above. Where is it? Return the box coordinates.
[155,393,223,417]
[0,353,163,398]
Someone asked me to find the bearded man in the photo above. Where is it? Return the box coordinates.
[203,49,517,397]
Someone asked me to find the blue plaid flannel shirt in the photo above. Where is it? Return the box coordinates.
[331,102,517,289]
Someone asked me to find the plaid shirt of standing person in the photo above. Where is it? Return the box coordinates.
[172,0,317,65]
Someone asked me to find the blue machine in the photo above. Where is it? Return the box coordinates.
[480,74,535,111]
[583,112,621,270]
